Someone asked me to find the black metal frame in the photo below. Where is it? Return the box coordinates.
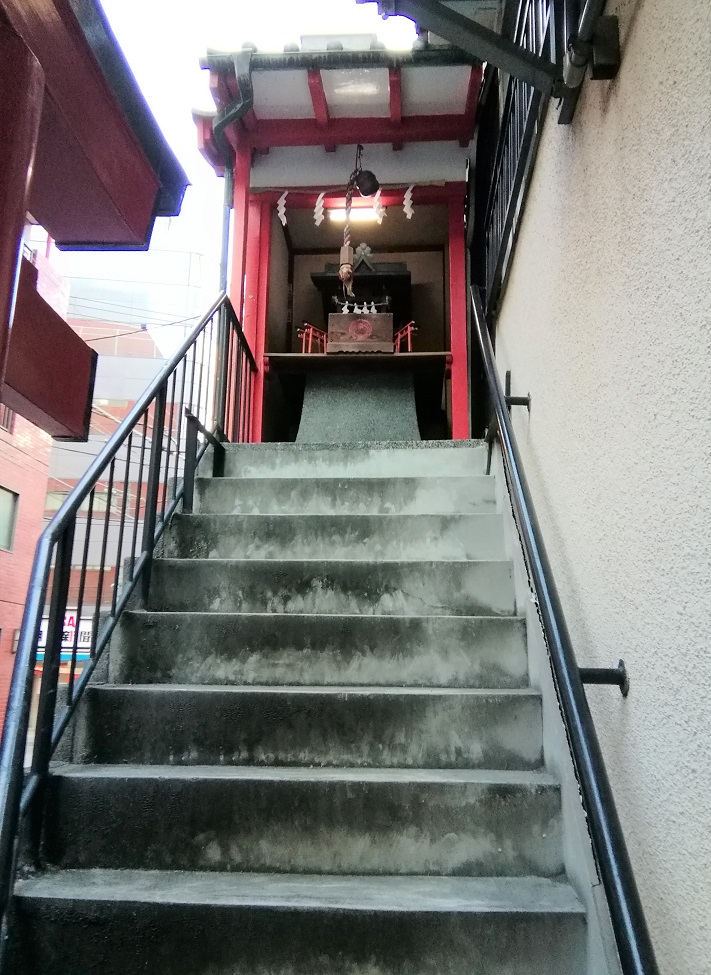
[0,292,256,954]
[481,0,554,317]
[471,285,659,975]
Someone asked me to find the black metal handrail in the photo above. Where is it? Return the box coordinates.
[471,285,659,975]
[0,292,256,945]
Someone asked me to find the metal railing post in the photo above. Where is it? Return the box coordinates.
[182,412,199,515]
[141,384,167,603]
[215,304,231,433]
[27,518,76,861]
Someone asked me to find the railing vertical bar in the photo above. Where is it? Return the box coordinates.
[27,520,75,860]
[188,337,198,415]
[173,357,188,498]
[141,385,167,603]
[129,411,148,581]
[195,328,206,426]
[161,371,177,519]
[235,340,244,442]
[91,461,115,658]
[111,434,133,617]
[66,491,94,705]
[206,315,215,426]
[224,319,235,441]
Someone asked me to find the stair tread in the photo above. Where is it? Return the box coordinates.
[94,684,539,698]
[155,557,512,565]
[16,870,583,914]
[124,609,526,621]
[196,474,492,482]
[52,764,555,785]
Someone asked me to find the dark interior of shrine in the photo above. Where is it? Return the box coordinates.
[262,202,452,441]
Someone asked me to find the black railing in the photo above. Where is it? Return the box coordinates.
[471,285,659,975]
[483,0,558,314]
[0,292,255,942]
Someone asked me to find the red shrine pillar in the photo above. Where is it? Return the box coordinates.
[448,199,470,439]
[0,25,44,387]
[229,142,251,319]
[242,195,271,442]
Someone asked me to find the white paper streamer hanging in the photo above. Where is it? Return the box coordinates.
[314,192,325,227]
[403,185,415,219]
[372,188,386,224]
[277,191,288,226]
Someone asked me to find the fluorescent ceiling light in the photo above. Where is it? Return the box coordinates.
[328,208,381,223]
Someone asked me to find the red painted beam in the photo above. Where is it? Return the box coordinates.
[194,114,224,174]
[209,70,231,110]
[388,67,403,151]
[307,68,337,152]
[244,114,471,151]
[254,183,466,209]
[242,109,259,133]
[307,69,330,127]
[460,65,483,147]
[2,259,96,439]
[0,23,44,388]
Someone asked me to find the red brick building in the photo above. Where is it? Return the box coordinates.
[0,406,51,724]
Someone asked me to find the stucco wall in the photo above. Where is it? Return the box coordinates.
[493,2,711,972]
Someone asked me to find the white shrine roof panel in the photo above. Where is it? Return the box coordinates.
[401,65,471,116]
[252,70,314,120]
[320,67,391,118]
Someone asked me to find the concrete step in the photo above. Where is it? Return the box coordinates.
[44,766,562,877]
[164,512,506,561]
[220,441,488,479]
[78,686,543,770]
[195,474,496,516]
[148,559,515,616]
[113,611,529,688]
[12,871,587,975]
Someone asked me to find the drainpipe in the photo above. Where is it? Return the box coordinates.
[211,52,253,431]
[212,51,254,292]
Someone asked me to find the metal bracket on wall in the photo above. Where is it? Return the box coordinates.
[360,0,621,126]
[504,370,530,412]
[357,0,563,95]
[559,2,621,124]
[580,659,630,697]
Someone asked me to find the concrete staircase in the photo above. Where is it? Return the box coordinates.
[12,441,587,974]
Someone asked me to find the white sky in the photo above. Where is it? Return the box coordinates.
[54,2,416,331]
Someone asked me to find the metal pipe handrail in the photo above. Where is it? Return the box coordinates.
[0,291,256,960]
[470,285,659,975]
[27,290,227,543]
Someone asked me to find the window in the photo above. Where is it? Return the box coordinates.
[0,487,19,551]
[12,629,20,654]
[0,404,14,433]
[45,489,123,515]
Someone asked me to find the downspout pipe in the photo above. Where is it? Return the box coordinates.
[212,51,253,291]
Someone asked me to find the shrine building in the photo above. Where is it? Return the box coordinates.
[194,36,482,443]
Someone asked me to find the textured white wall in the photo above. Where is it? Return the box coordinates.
[493,2,711,972]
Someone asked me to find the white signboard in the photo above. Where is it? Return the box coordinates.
[37,612,93,654]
